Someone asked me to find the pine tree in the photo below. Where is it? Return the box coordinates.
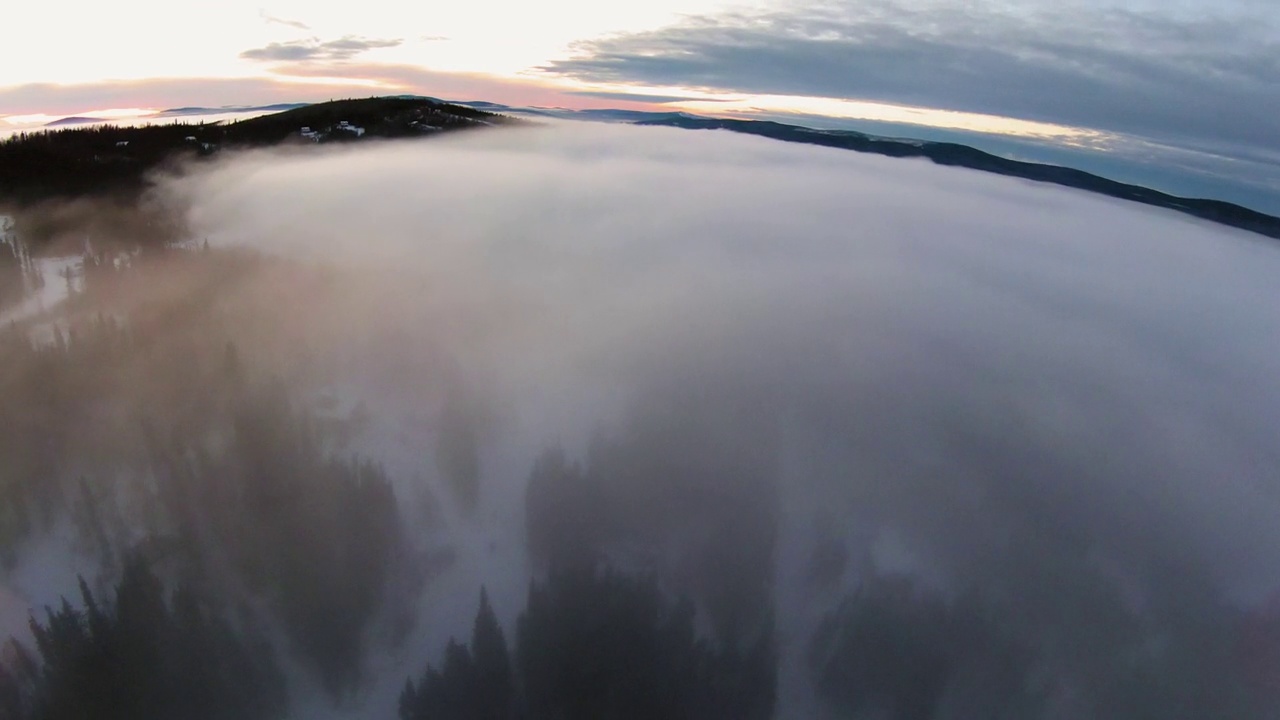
[17,554,286,720]
[435,388,482,514]
[398,679,418,720]
[469,587,514,720]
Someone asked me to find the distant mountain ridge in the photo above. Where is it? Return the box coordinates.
[44,116,106,127]
[453,101,696,124]
[634,115,1280,240]
[449,101,1280,240]
[151,103,311,118]
[41,104,313,128]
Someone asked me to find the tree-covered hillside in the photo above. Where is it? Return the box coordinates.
[0,97,510,204]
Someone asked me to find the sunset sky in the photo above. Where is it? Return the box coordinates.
[2,0,1278,208]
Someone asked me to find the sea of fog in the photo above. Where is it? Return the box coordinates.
[2,121,1279,719]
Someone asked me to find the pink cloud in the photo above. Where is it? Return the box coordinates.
[268,62,661,110]
[0,77,372,117]
[0,66,661,119]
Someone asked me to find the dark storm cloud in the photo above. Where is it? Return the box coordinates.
[542,1,1280,156]
[241,35,403,62]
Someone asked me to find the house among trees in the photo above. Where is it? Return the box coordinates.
[336,120,366,137]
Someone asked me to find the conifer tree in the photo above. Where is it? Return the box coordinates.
[469,587,514,720]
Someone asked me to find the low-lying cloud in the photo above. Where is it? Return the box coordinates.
[6,121,1280,718]
[165,122,1280,711]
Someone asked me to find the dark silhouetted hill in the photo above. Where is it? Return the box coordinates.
[0,97,510,205]
[151,103,309,118]
[44,116,106,127]
[636,115,1280,240]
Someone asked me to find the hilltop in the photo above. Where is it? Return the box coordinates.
[0,97,511,204]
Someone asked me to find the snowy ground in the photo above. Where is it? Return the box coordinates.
[0,256,80,328]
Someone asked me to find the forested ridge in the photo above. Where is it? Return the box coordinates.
[0,97,509,205]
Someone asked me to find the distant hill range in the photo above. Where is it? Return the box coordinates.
[44,116,106,127]
[632,115,1280,240]
[150,103,311,118]
[41,105,314,127]
[5,96,1279,241]
[455,100,1280,241]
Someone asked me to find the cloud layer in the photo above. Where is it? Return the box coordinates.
[543,0,1280,162]
[153,123,1280,715]
[170,123,1280,597]
[3,121,1274,717]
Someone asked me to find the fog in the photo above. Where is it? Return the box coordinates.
[3,121,1280,719]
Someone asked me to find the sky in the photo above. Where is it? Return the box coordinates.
[1,0,1278,209]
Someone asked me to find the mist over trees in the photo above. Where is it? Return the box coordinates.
[2,121,1280,720]
[524,389,779,645]
[400,568,774,720]
[0,233,786,719]
[0,226,39,314]
[0,231,1271,720]
[0,238,415,714]
[1,555,286,720]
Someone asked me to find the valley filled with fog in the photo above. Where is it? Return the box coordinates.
[2,122,1279,720]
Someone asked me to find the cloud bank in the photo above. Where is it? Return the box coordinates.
[543,0,1280,163]
[5,121,1280,717]
[159,123,1280,714]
